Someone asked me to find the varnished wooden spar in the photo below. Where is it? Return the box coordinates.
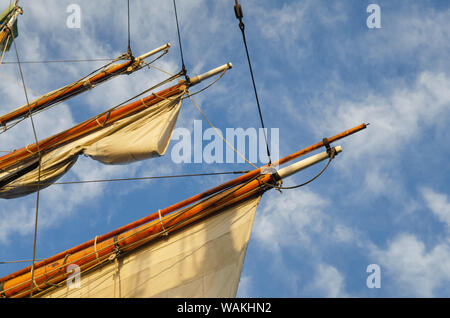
[0,63,233,171]
[0,124,365,297]
[0,44,171,127]
[0,145,343,298]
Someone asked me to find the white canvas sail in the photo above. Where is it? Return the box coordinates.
[40,196,261,298]
[0,92,184,199]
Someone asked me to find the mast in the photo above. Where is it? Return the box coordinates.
[0,44,171,128]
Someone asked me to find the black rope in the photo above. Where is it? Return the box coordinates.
[173,0,188,81]
[234,0,271,165]
[127,0,132,57]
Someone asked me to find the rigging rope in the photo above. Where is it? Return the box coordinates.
[0,259,44,265]
[0,34,9,66]
[234,0,272,165]
[142,60,174,77]
[11,24,42,297]
[127,0,131,55]
[1,58,116,64]
[187,90,258,169]
[140,67,258,169]
[172,0,188,80]
[0,170,252,188]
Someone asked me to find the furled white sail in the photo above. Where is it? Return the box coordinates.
[0,92,184,199]
[40,196,261,298]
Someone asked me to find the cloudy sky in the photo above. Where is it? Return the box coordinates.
[0,0,449,298]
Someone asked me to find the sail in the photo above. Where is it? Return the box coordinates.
[0,63,234,199]
[0,3,19,53]
[41,196,261,298]
[0,91,184,199]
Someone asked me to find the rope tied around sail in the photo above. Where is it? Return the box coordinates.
[158,209,169,236]
[0,33,9,66]
[94,235,100,261]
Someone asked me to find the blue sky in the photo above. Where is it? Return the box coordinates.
[0,0,449,298]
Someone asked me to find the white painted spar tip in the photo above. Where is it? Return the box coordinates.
[189,63,233,86]
[137,43,171,61]
[277,146,343,179]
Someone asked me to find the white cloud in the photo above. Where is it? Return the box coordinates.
[362,5,450,67]
[253,185,361,252]
[250,0,347,56]
[421,187,450,229]
[305,70,450,209]
[365,187,450,297]
[0,203,35,243]
[369,233,450,297]
[236,275,252,298]
[253,189,327,253]
[331,223,356,244]
[309,263,349,298]
[315,71,450,162]
[251,1,309,43]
